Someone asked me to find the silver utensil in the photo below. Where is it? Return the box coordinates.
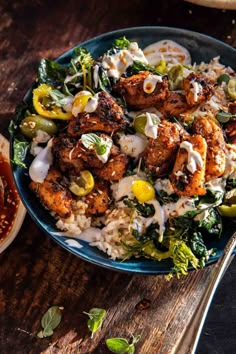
[174,231,236,354]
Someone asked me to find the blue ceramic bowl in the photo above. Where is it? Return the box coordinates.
[11,27,236,274]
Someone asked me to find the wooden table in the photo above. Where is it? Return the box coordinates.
[0,1,235,353]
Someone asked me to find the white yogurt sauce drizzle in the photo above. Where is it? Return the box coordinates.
[65,239,83,248]
[77,227,102,242]
[96,137,113,164]
[93,64,99,89]
[146,200,166,242]
[143,74,163,94]
[29,139,53,183]
[102,42,148,79]
[84,94,99,113]
[144,112,159,139]
[119,134,147,157]
[191,80,203,102]
[180,141,203,174]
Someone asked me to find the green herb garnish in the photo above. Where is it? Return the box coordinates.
[81,133,112,156]
[125,61,162,77]
[216,110,236,123]
[113,36,131,49]
[49,89,72,107]
[38,58,67,88]
[37,305,63,338]
[217,73,230,84]
[123,198,155,217]
[83,308,106,338]
[106,335,141,354]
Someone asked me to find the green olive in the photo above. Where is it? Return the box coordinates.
[20,115,58,138]
[168,64,184,90]
[217,73,230,84]
[133,114,147,134]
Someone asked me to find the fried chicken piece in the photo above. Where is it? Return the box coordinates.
[68,91,126,136]
[113,71,169,109]
[52,135,85,174]
[183,73,214,106]
[171,135,207,197]
[29,168,73,218]
[85,181,110,215]
[142,120,180,177]
[225,120,236,144]
[229,102,236,115]
[93,154,128,181]
[160,92,190,118]
[193,116,226,181]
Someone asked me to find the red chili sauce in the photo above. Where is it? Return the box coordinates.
[0,153,20,242]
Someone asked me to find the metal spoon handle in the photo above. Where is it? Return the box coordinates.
[174,232,236,354]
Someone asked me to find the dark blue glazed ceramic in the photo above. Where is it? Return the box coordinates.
[11,27,236,274]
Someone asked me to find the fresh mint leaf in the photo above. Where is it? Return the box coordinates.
[37,305,63,338]
[81,133,112,156]
[81,133,102,148]
[49,89,72,108]
[106,335,141,354]
[106,338,130,353]
[83,308,106,338]
[216,110,236,123]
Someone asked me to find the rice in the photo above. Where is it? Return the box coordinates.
[56,202,137,260]
[56,200,91,236]
[195,56,234,80]
[90,207,137,259]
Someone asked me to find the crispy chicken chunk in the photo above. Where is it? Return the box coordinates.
[52,135,84,174]
[171,135,207,197]
[29,168,73,218]
[183,73,214,106]
[193,116,226,181]
[142,120,181,177]
[113,71,169,109]
[225,120,236,144]
[229,102,236,114]
[160,92,190,118]
[68,91,126,136]
[93,154,128,181]
[85,181,110,215]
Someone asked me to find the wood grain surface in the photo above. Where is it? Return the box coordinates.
[0,1,235,353]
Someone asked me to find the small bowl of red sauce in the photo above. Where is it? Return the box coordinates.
[0,134,26,253]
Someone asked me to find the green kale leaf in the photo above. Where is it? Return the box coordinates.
[113,36,131,49]
[38,58,67,88]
